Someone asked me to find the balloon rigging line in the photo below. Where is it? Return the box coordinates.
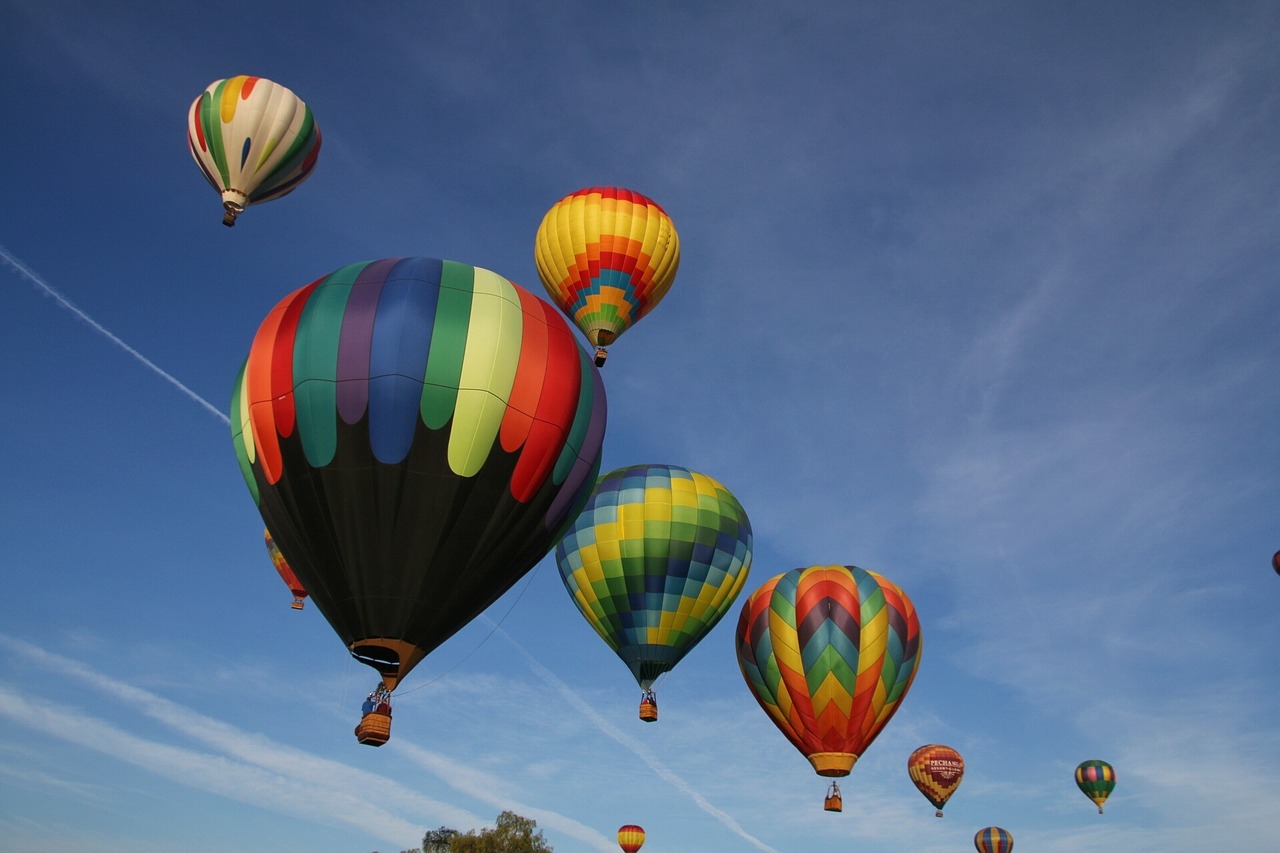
[393,565,542,698]
[1,243,230,425]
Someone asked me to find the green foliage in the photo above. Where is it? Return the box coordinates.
[423,826,460,853]
[447,811,553,853]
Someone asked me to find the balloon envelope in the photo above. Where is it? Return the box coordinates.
[1075,759,1116,812]
[616,824,645,852]
[907,744,964,815]
[557,464,752,690]
[1272,550,1279,575]
[975,826,1013,853]
[264,527,308,609]
[232,257,607,689]
[534,186,680,355]
[187,75,321,225]
[735,565,922,778]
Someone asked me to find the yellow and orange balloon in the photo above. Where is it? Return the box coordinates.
[908,744,964,816]
[534,186,680,365]
[616,824,645,852]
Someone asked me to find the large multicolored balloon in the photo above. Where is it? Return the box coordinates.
[735,565,921,804]
[1075,759,1116,813]
[533,186,680,366]
[556,464,752,718]
[908,744,964,817]
[232,257,607,692]
[616,824,645,852]
[974,826,1013,853]
[188,76,321,226]
[264,528,307,610]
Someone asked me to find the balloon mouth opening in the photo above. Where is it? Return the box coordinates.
[349,639,427,691]
[808,752,856,777]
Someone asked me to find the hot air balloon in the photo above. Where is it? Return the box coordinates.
[735,565,922,810]
[974,826,1013,853]
[1075,759,1116,813]
[616,824,645,853]
[264,527,307,609]
[187,76,321,226]
[231,257,607,743]
[908,744,964,817]
[1272,550,1279,575]
[534,186,680,366]
[556,464,752,721]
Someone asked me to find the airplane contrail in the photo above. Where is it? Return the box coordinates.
[488,619,779,853]
[1,243,229,425]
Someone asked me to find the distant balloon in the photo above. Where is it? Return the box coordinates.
[616,824,645,853]
[735,564,921,807]
[974,826,1013,853]
[1272,550,1279,575]
[534,186,680,366]
[1075,759,1116,813]
[232,257,607,707]
[908,744,964,817]
[557,464,752,720]
[187,76,321,226]
[264,528,307,609]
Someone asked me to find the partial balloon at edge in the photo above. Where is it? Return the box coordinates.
[974,826,1013,853]
[616,824,645,853]
[264,527,307,609]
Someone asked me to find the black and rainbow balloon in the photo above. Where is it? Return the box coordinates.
[232,257,607,689]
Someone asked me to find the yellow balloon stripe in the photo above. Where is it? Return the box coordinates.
[449,268,522,476]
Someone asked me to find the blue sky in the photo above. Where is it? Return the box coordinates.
[2,2,1279,851]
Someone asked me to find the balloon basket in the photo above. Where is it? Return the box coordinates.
[936,810,944,818]
[221,200,244,228]
[355,711,391,746]
[824,782,842,812]
[594,347,608,367]
[290,599,305,610]
[639,698,658,723]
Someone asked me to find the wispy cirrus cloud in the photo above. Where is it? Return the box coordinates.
[0,634,481,847]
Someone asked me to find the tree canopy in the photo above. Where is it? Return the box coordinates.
[420,811,553,853]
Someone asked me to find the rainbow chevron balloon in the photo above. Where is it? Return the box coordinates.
[736,565,921,779]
